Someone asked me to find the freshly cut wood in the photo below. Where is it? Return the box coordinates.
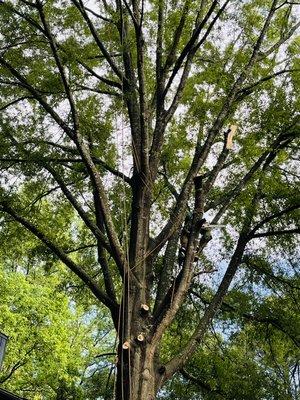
[137,333,145,342]
[226,125,238,149]
[140,304,150,314]
[122,341,130,350]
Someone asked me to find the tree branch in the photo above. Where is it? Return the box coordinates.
[36,1,79,131]
[210,128,298,223]
[180,369,225,397]
[0,202,118,315]
[9,139,132,184]
[236,69,300,100]
[155,0,165,111]
[153,232,180,314]
[151,1,280,254]
[132,0,149,174]
[69,136,126,274]
[71,0,124,81]
[0,342,37,384]
[0,96,33,111]
[76,59,122,89]
[162,0,191,77]
[192,290,300,347]
[248,204,300,238]
[163,0,220,97]
[151,178,208,346]
[167,0,231,125]
[261,20,300,59]
[44,164,112,252]
[84,5,114,23]
[93,188,118,300]
[65,243,97,254]
[251,227,300,238]
[76,84,121,97]
[161,234,248,383]
[0,57,73,136]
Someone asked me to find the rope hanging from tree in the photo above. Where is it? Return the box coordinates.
[112,3,132,399]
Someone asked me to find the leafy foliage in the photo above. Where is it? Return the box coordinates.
[0,0,299,399]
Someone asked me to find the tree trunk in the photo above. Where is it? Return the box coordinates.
[115,343,158,400]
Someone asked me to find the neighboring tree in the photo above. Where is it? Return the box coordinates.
[0,219,116,400]
[0,268,85,399]
[161,268,300,400]
[0,1,299,399]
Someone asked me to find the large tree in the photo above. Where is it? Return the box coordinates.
[0,0,299,398]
